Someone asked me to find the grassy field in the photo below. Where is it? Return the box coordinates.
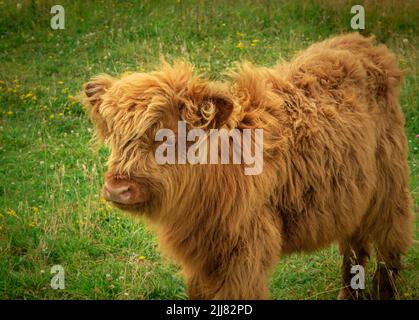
[0,0,418,299]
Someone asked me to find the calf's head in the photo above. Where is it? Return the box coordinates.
[83,62,237,216]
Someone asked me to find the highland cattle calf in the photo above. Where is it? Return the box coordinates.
[84,33,413,299]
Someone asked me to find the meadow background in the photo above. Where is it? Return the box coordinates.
[0,0,418,299]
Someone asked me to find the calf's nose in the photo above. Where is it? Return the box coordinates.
[103,182,132,204]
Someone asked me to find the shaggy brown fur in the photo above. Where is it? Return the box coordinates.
[83,33,413,299]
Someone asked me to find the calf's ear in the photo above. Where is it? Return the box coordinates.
[83,74,114,141]
[83,74,114,107]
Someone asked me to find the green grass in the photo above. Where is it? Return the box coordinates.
[0,0,418,299]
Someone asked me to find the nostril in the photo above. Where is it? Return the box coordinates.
[120,188,132,200]
[105,183,128,195]
[103,182,133,204]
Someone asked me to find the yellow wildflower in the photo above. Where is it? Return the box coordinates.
[7,208,16,216]
[236,41,244,49]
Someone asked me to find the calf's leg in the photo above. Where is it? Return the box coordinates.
[185,212,281,300]
[338,232,371,300]
[371,191,413,299]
